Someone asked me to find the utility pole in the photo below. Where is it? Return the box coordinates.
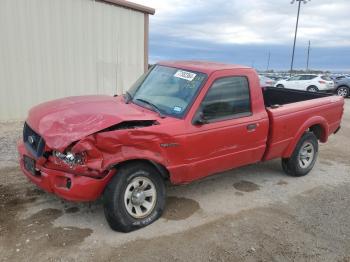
[290,0,310,76]
[306,40,311,71]
[266,51,271,71]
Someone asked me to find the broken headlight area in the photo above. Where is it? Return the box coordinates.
[46,150,106,178]
[52,150,86,167]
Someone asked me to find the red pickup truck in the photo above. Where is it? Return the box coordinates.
[18,61,344,232]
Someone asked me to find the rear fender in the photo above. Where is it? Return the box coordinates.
[282,116,329,158]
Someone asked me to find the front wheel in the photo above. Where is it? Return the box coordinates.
[282,132,318,177]
[277,84,284,88]
[103,162,166,232]
[337,86,349,97]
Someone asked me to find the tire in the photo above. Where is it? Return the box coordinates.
[282,132,318,177]
[307,86,319,92]
[103,162,166,232]
[277,84,284,88]
[337,86,349,97]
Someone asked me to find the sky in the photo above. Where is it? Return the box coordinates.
[133,0,350,72]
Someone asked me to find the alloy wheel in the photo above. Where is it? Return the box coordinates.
[124,176,157,218]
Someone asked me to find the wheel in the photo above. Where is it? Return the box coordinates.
[282,132,318,177]
[307,86,318,92]
[337,86,349,97]
[103,162,166,232]
[277,84,284,88]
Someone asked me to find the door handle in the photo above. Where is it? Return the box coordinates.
[247,123,257,132]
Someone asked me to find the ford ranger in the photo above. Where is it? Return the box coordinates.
[17,61,344,232]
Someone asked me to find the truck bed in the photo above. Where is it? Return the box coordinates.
[262,87,344,161]
[263,87,331,107]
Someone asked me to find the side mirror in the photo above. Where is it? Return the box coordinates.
[193,111,208,125]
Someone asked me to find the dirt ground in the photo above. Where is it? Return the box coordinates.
[0,100,349,262]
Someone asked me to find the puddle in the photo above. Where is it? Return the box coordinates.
[320,160,334,166]
[25,188,45,197]
[233,180,260,192]
[65,207,80,214]
[276,180,288,186]
[0,183,92,258]
[163,197,200,221]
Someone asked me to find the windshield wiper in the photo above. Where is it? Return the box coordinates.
[135,98,166,118]
[124,91,133,104]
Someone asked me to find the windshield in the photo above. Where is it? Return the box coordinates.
[128,65,207,117]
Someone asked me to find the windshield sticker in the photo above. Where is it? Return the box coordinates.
[173,106,183,113]
[174,70,197,81]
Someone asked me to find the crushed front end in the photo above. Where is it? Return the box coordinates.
[18,122,115,202]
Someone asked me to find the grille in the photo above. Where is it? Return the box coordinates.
[23,122,45,158]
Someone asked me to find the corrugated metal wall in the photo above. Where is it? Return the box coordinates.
[0,0,145,120]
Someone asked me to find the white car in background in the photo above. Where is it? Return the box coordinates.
[275,74,335,93]
[259,75,276,87]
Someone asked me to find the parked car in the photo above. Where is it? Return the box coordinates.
[18,61,344,232]
[268,75,283,82]
[335,77,350,97]
[259,75,276,87]
[332,75,347,81]
[275,74,335,93]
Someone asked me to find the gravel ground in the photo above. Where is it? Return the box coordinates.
[0,100,349,262]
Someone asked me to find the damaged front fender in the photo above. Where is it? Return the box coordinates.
[70,122,174,174]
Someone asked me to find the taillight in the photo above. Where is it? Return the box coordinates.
[319,81,326,84]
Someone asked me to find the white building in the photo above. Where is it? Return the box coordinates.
[0,0,154,120]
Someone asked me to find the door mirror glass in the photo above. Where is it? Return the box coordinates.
[193,111,208,125]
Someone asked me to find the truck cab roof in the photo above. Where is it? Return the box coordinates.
[158,60,251,75]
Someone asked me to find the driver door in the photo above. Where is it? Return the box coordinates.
[184,76,268,182]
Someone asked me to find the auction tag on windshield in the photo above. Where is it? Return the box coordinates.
[174,70,196,81]
[173,106,183,113]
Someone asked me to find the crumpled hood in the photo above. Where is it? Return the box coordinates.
[26,95,156,150]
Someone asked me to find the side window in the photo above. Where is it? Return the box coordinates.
[199,76,251,121]
[300,75,316,80]
[309,75,317,80]
[289,75,301,81]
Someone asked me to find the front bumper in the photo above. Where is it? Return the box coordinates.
[17,142,115,202]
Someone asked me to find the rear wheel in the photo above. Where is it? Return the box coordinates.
[277,84,284,88]
[307,86,319,92]
[337,86,349,97]
[103,162,166,232]
[282,132,318,177]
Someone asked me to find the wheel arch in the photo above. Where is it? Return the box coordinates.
[282,117,328,158]
[112,159,170,181]
[307,85,318,91]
